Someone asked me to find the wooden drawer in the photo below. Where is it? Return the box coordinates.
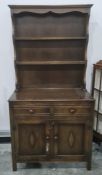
[54,106,91,116]
[13,105,91,117]
[13,106,50,116]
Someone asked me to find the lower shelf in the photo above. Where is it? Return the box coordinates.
[15,60,86,65]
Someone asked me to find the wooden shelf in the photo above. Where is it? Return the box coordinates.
[14,36,87,41]
[15,60,86,65]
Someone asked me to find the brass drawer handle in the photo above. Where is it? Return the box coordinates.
[46,136,50,140]
[54,136,58,140]
[69,108,76,114]
[46,142,49,154]
[29,109,34,114]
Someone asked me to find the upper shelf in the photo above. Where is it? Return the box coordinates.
[15,60,86,65]
[9,5,92,15]
[14,36,87,41]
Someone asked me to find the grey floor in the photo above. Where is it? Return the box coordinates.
[0,143,102,175]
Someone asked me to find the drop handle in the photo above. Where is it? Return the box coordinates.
[46,142,49,154]
[46,136,50,140]
[54,136,58,140]
[69,108,76,114]
[29,109,34,114]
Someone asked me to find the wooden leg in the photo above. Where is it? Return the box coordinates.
[87,162,91,170]
[87,157,92,170]
[12,160,17,171]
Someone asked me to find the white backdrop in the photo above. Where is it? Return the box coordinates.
[0,0,102,133]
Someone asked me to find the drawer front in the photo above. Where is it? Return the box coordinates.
[13,106,50,116]
[54,106,91,116]
[13,104,92,119]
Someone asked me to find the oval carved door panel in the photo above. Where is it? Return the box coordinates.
[55,122,85,155]
[29,132,36,148]
[68,131,75,148]
[16,123,46,156]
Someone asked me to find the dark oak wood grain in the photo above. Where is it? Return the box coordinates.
[9,5,94,171]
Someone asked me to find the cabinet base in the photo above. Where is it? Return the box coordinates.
[12,161,92,171]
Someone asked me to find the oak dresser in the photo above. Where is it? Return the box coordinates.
[9,5,94,171]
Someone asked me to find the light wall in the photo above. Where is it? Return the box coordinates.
[0,0,102,133]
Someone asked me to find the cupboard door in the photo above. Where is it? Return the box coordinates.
[14,118,48,158]
[53,120,86,156]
